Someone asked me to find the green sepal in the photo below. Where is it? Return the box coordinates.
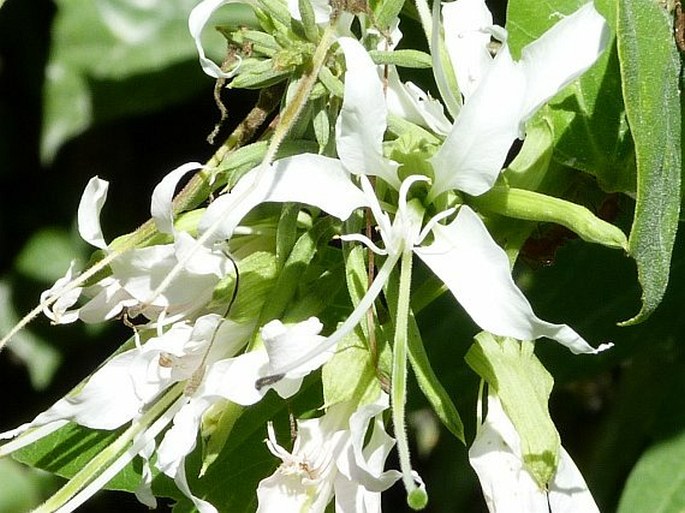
[465,332,560,487]
[200,399,244,476]
[368,49,432,68]
[275,203,301,269]
[322,325,383,409]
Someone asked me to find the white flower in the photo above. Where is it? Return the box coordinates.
[42,163,234,326]
[469,393,600,513]
[0,314,253,512]
[203,317,335,406]
[257,394,400,513]
[428,0,610,197]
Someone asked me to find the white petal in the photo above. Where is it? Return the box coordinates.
[337,394,400,492]
[442,0,494,100]
[415,206,607,354]
[548,447,600,513]
[40,261,82,324]
[519,3,609,119]
[385,69,451,135]
[199,155,369,242]
[78,176,109,249]
[151,162,203,234]
[209,350,270,405]
[261,317,328,377]
[173,453,219,513]
[469,394,599,513]
[429,45,526,198]
[157,396,213,478]
[469,394,549,513]
[335,37,400,188]
[188,0,242,79]
[8,350,150,433]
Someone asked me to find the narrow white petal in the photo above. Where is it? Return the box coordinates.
[519,3,609,119]
[442,0,494,100]
[415,206,606,354]
[385,69,451,135]
[335,37,400,188]
[429,45,526,198]
[199,155,369,242]
[78,176,109,249]
[174,462,219,513]
[188,0,242,79]
[151,162,203,234]
[157,396,213,478]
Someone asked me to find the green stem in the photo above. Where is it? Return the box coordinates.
[392,249,427,510]
[33,383,185,513]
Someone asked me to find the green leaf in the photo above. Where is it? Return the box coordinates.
[616,0,682,325]
[507,0,636,194]
[322,326,381,408]
[465,333,560,487]
[617,429,685,513]
[257,217,339,324]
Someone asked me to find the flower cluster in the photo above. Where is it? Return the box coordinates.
[0,0,624,512]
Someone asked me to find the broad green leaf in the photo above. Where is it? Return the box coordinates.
[507,0,636,194]
[616,0,682,325]
[42,0,254,162]
[465,333,559,487]
[228,251,278,324]
[617,429,685,513]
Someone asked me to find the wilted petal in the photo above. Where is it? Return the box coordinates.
[415,206,610,354]
[151,162,204,234]
[199,155,369,242]
[189,0,242,79]
[469,394,599,513]
[442,0,494,100]
[519,2,609,119]
[78,176,109,249]
[335,37,400,187]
